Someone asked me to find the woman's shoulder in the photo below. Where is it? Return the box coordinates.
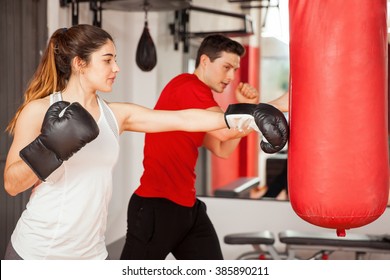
[104,100,137,117]
[13,98,51,135]
[23,97,50,113]
[19,98,50,121]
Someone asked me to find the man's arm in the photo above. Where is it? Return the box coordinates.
[267,92,289,112]
[202,105,253,158]
[203,127,249,158]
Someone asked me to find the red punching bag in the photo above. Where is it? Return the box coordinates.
[288,0,389,236]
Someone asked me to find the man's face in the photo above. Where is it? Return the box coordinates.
[202,51,240,93]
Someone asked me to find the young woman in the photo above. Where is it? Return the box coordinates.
[3,24,233,260]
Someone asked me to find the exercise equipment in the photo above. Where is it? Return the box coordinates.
[224,230,390,260]
[224,231,278,260]
[288,0,389,236]
[136,5,157,72]
[214,177,260,198]
[279,230,390,260]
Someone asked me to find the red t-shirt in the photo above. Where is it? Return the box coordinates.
[135,73,218,207]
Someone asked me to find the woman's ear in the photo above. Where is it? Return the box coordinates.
[72,56,86,74]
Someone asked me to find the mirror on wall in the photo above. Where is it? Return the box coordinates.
[191,33,290,202]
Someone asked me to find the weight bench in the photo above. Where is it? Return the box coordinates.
[224,230,284,260]
[279,230,390,260]
[224,230,390,260]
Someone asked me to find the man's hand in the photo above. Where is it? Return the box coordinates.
[235,82,259,104]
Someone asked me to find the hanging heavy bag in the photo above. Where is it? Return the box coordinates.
[136,21,157,72]
[288,0,389,236]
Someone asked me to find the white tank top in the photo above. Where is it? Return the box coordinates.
[11,93,120,259]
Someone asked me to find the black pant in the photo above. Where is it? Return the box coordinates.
[120,194,223,260]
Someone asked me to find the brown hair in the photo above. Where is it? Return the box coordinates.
[6,24,114,134]
[195,34,246,68]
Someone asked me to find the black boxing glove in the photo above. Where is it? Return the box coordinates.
[20,101,100,181]
[253,103,289,153]
[224,103,289,153]
[224,103,261,132]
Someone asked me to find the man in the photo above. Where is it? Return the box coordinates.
[120,34,288,260]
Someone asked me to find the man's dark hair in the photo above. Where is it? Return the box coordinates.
[195,34,246,67]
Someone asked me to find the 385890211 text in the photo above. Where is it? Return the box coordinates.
[214,266,269,276]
